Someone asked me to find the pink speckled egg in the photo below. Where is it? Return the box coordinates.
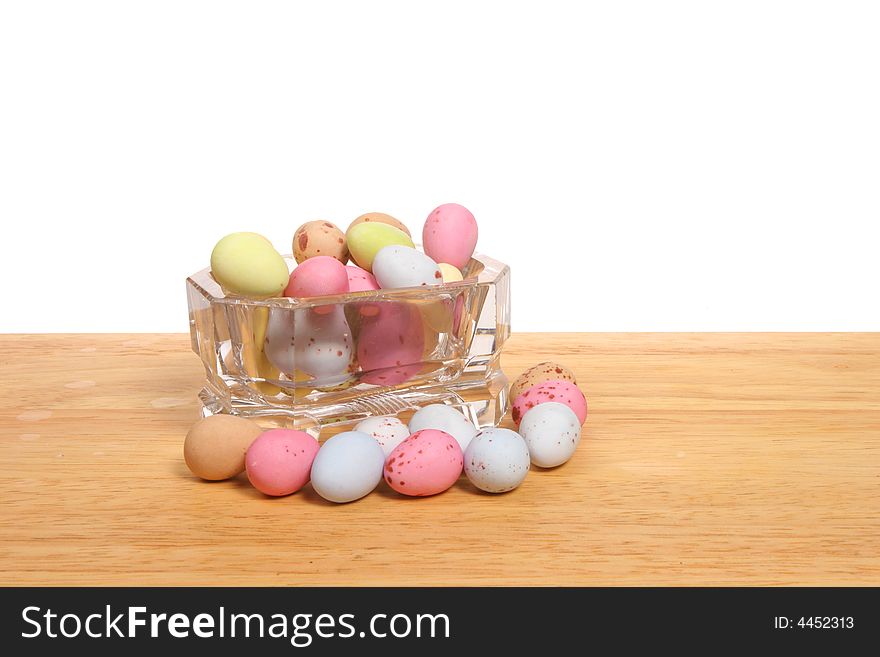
[345,265,379,293]
[357,302,424,380]
[511,379,588,427]
[384,429,463,496]
[361,363,422,386]
[346,265,381,317]
[284,256,349,314]
[422,203,478,270]
[245,429,319,496]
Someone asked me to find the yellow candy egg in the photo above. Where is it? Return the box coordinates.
[438,263,463,283]
[346,222,414,272]
[210,232,289,298]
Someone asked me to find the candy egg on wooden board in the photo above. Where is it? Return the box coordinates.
[518,402,582,468]
[408,403,477,452]
[422,203,478,270]
[346,222,415,272]
[509,361,577,404]
[354,416,410,457]
[373,245,443,289]
[438,263,463,283]
[210,232,290,298]
[183,414,264,481]
[284,256,349,314]
[357,302,424,375]
[348,212,412,237]
[293,220,349,264]
[310,431,386,503]
[511,379,588,427]
[245,429,319,496]
[384,429,463,496]
[463,428,531,493]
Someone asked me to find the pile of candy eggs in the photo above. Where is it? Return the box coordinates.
[188,203,589,500]
[207,204,480,389]
[209,204,480,306]
[184,360,588,502]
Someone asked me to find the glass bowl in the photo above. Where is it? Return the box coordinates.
[186,253,510,435]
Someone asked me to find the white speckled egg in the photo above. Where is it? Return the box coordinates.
[518,402,582,468]
[264,307,353,385]
[310,430,386,503]
[463,428,531,493]
[372,245,443,289]
[408,404,477,452]
[264,307,297,373]
[354,416,410,457]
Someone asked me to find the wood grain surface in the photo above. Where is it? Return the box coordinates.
[1,333,878,586]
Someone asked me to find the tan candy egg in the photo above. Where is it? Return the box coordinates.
[509,361,577,405]
[184,415,263,481]
[347,212,412,238]
[293,220,349,264]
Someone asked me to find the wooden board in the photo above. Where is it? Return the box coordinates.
[1,333,878,586]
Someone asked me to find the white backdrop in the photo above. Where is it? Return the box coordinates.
[1,1,878,332]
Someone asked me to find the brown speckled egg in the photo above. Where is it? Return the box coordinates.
[184,415,263,481]
[293,220,349,264]
[509,361,577,404]
[347,212,411,238]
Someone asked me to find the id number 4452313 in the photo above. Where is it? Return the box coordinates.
[774,616,854,629]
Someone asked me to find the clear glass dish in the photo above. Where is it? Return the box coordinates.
[186,254,510,435]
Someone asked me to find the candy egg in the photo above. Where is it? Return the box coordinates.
[284,255,349,314]
[510,361,577,403]
[518,402,582,467]
[511,379,588,427]
[346,222,415,272]
[210,232,290,298]
[367,364,422,386]
[264,307,298,374]
[408,404,477,453]
[373,245,443,289]
[384,429,463,496]
[357,302,424,382]
[463,428,531,493]
[310,430,386,503]
[348,212,412,237]
[345,265,380,293]
[354,416,410,456]
[438,263,463,283]
[183,414,263,481]
[244,306,282,396]
[422,203,478,270]
[264,307,353,384]
[345,265,381,318]
[245,429,319,496]
[293,220,348,264]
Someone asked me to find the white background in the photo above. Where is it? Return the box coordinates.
[1,1,878,332]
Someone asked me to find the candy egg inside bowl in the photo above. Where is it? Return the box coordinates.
[186,252,510,436]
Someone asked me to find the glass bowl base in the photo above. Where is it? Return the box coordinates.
[198,368,509,438]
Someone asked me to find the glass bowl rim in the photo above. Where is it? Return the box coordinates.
[186,252,509,309]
